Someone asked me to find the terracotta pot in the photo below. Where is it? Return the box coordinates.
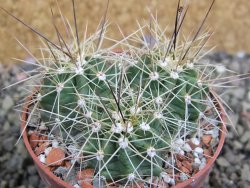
[21,95,227,188]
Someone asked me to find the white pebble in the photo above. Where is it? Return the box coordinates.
[28,130,34,135]
[194,147,203,155]
[206,128,219,138]
[175,138,184,146]
[160,172,171,183]
[52,140,59,148]
[194,157,201,166]
[178,149,185,156]
[199,158,207,170]
[182,143,192,152]
[67,145,77,155]
[38,154,46,164]
[73,184,81,188]
[39,122,47,130]
[169,178,175,185]
[180,172,188,181]
[191,137,200,145]
[44,147,52,156]
[201,157,206,163]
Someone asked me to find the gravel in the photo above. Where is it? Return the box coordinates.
[0,52,250,188]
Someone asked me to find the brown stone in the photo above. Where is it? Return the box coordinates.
[202,135,212,146]
[46,148,65,166]
[176,159,182,169]
[182,160,192,170]
[81,182,94,188]
[176,154,185,161]
[29,131,40,149]
[204,148,213,158]
[35,142,50,156]
[180,166,191,174]
[77,169,95,183]
[39,135,48,142]
[64,161,71,168]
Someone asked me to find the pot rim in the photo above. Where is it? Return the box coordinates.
[21,93,227,188]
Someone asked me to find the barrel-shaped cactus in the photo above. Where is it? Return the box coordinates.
[37,48,209,181]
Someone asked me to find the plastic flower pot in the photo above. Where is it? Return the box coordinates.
[21,94,227,188]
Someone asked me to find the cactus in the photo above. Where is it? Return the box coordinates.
[5,0,230,186]
[36,32,211,182]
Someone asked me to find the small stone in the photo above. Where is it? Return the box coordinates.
[2,137,14,152]
[194,158,201,166]
[38,154,46,164]
[52,140,59,148]
[44,147,52,156]
[39,122,47,130]
[216,157,230,167]
[182,160,192,170]
[73,184,81,188]
[241,164,250,181]
[54,167,68,177]
[29,131,40,149]
[3,122,10,131]
[203,149,212,157]
[92,177,106,188]
[169,178,175,185]
[180,165,190,174]
[240,131,250,143]
[175,138,184,146]
[233,140,243,150]
[191,138,200,146]
[46,148,65,166]
[245,141,250,152]
[160,172,171,183]
[35,142,50,156]
[81,182,93,188]
[206,128,219,139]
[194,147,203,155]
[39,135,48,142]
[2,95,14,112]
[182,143,192,152]
[179,172,188,181]
[202,135,212,146]
[77,169,95,183]
[28,175,39,187]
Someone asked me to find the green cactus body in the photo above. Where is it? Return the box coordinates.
[38,51,208,181]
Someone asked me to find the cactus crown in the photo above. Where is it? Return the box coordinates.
[7,0,231,187]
